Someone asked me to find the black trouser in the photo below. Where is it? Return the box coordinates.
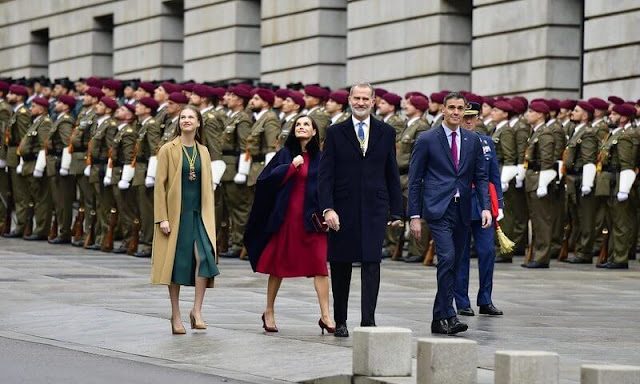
[330,261,380,327]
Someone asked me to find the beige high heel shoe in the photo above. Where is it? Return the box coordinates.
[171,317,186,335]
[189,311,207,330]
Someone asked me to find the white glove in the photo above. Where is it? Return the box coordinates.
[501,182,509,192]
[516,164,526,182]
[118,179,130,190]
[536,185,548,198]
[211,160,226,186]
[265,152,276,165]
[515,178,523,188]
[35,150,46,175]
[59,147,72,176]
[617,192,629,202]
[496,208,504,221]
[146,156,157,179]
[0,159,6,168]
[16,157,23,175]
[121,164,135,183]
[233,173,247,184]
[33,168,44,178]
[145,176,155,188]
[83,165,91,177]
[237,154,251,175]
[103,167,113,186]
[581,186,592,196]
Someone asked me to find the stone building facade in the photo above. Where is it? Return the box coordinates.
[0,0,638,99]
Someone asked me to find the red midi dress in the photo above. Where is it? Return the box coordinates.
[256,153,328,277]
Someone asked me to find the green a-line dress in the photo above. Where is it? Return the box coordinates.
[171,145,220,286]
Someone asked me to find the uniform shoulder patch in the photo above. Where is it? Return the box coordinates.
[149,119,155,124]
[19,107,27,114]
[126,128,134,133]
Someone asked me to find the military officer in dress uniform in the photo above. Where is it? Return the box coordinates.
[157,92,188,150]
[559,99,577,138]
[326,90,350,126]
[135,82,156,103]
[562,101,598,264]
[246,87,280,188]
[277,90,304,147]
[0,81,12,233]
[303,85,330,143]
[481,97,496,136]
[428,92,445,128]
[47,95,76,244]
[20,97,52,240]
[378,92,405,138]
[373,88,388,118]
[521,101,556,268]
[154,82,180,129]
[102,79,122,102]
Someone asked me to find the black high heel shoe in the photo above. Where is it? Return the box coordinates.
[318,318,335,334]
[261,313,278,332]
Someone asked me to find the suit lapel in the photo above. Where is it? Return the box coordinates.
[437,126,455,171]
[367,118,383,154]
[458,128,470,172]
[340,120,362,155]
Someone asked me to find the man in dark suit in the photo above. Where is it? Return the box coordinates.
[408,92,492,335]
[319,82,403,338]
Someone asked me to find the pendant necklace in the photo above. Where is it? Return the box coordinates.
[181,144,198,181]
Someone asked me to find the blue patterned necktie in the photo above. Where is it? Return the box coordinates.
[357,121,365,154]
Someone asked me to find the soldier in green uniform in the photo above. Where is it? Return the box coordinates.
[102,79,122,102]
[559,100,577,138]
[3,85,30,237]
[522,101,557,268]
[109,104,139,254]
[154,82,180,129]
[218,86,253,258]
[562,101,599,264]
[246,88,280,186]
[303,85,330,143]
[595,104,637,269]
[135,82,156,103]
[0,81,12,233]
[47,95,76,244]
[277,90,304,148]
[378,92,405,138]
[20,97,53,240]
[326,90,350,126]
[480,97,496,136]
[157,92,187,151]
[428,92,445,128]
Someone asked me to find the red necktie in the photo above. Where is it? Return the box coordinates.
[451,131,458,171]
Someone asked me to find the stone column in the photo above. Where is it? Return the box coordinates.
[346,0,472,95]
[260,0,347,89]
[472,0,583,99]
[582,1,640,99]
[183,0,261,83]
[113,0,184,81]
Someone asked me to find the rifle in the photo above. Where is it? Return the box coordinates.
[557,216,572,262]
[217,221,229,254]
[72,207,85,243]
[102,208,117,252]
[127,218,141,255]
[48,212,58,241]
[597,228,609,265]
[1,187,11,235]
[423,234,435,266]
[83,210,97,249]
[23,202,34,238]
[524,240,534,264]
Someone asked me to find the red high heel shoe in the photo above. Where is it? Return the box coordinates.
[318,318,335,334]
[261,313,278,333]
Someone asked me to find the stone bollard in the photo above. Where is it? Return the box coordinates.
[495,351,559,384]
[416,338,477,384]
[581,364,640,384]
[352,327,412,377]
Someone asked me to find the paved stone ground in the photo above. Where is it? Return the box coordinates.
[0,237,638,383]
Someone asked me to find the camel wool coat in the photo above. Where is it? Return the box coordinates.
[151,136,218,286]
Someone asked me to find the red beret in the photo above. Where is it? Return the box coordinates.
[32,97,49,109]
[508,99,526,115]
[287,91,305,109]
[513,96,528,109]
[138,82,156,93]
[169,92,188,104]
[9,84,28,97]
[494,100,513,113]
[559,99,577,110]
[251,88,275,105]
[139,97,159,111]
[100,96,118,110]
[210,87,226,99]
[409,96,429,112]
[57,94,76,108]
[304,85,329,100]
[235,83,253,91]
[612,104,635,117]
[405,91,428,100]
[374,88,388,98]
[181,82,195,92]
[542,99,560,112]
[382,92,402,106]
[588,97,608,110]
[86,77,103,88]
[482,97,495,107]
[529,101,550,114]
[608,96,624,105]
[229,86,251,99]
[636,99,640,106]
[192,84,213,98]
[576,101,594,114]
[124,103,136,114]
[466,93,483,105]
[86,87,104,98]
[430,92,445,104]
[328,90,349,105]
[0,81,9,92]
[161,82,181,95]
[275,89,290,99]
[102,79,122,91]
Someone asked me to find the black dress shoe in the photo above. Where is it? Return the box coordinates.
[495,257,513,263]
[112,245,128,254]
[521,261,549,269]
[447,317,468,334]
[457,307,475,316]
[512,248,526,257]
[596,261,611,269]
[607,262,629,269]
[219,249,241,258]
[87,244,102,251]
[48,236,71,244]
[24,234,47,241]
[403,254,424,263]
[563,256,592,264]
[71,239,85,247]
[3,231,23,238]
[479,304,503,316]
[334,324,349,338]
[133,249,152,258]
[381,249,392,259]
[431,319,450,334]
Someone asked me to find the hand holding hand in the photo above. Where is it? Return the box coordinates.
[292,155,304,168]
[481,210,492,229]
[160,220,171,235]
[324,210,340,231]
[410,218,421,240]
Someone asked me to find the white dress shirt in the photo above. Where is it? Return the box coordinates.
[352,115,371,155]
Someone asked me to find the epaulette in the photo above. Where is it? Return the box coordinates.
[125,127,134,133]
[110,121,117,126]
[18,107,27,114]
[149,119,155,124]
[44,116,51,122]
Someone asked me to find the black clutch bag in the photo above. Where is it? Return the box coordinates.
[311,212,329,232]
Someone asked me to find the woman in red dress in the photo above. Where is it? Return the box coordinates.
[244,115,335,334]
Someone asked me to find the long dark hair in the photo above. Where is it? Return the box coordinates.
[174,105,203,143]
[284,114,320,157]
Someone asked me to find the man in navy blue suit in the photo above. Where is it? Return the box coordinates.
[319,82,403,338]
[454,102,504,317]
[407,92,492,335]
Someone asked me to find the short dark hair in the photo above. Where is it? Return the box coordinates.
[443,92,467,107]
[284,114,320,157]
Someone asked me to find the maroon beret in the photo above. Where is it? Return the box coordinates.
[304,85,329,100]
[328,90,349,105]
[57,94,76,108]
[588,97,608,110]
[32,97,49,109]
[405,91,428,100]
[513,96,528,109]
[235,83,253,91]
[576,101,594,114]
[169,92,188,104]
[482,97,495,107]
[636,99,640,106]
[139,97,159,111]
[466,93,483,105]
[124,103,136,114]
[559,99,577,110]
[86,87,104,98]
[86,77,103,88]
[543,99,560,112]
[382,92,402,106]
[374,88,388,98]
[229,86,252,99]
[494,100,513,113]
[161,82,181,95]
[612,104,635,117]
[138,82,156,94]
[210,87,226,99]
[529,101,550,114]
[608,96,624,105]
[0,81,9,92]
[181,82,195,92]
[430,92,445,104]
[287,91,305,109]
[100,96,118,110]
[275,89,290,99]
[8,84,28,97]
[251,88,275,105]
[102,79,122,91]
[508,99,526,115]
[409,96,429,112]
[192,84,213,98]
